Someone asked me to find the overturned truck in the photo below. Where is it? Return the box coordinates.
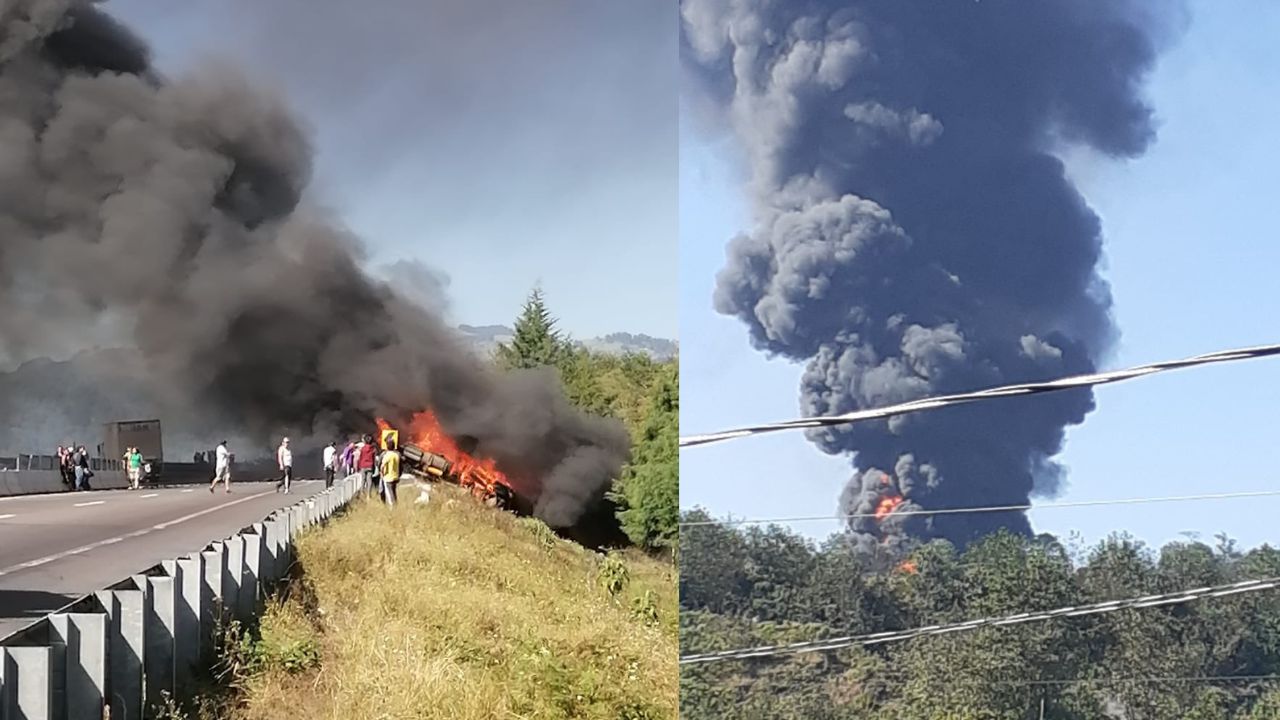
[399,441,515,511]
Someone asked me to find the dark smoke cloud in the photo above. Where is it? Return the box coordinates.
[0,0,629,528]
[682,0,1183,551]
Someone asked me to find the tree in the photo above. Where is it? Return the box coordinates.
[496,287,569,370]
[611,362,678,553]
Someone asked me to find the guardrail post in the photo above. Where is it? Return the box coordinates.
[241,528,264,618]
[49,612,107,720]
[199,544,226,661]
[174,555,203,686]
[263,518,283,584]
[142,576,176,711]
[223,535,246,622]
[96,588,145,720]
[2,646,54,720]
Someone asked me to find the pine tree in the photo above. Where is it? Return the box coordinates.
[496,287,569,370]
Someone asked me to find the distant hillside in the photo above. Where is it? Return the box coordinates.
[457,325,677,360]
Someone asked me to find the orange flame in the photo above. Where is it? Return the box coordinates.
[897,560,919,574]
[873,494,904,521]
[379,411,510,499]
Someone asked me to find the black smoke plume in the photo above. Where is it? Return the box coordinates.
[0,0,630,529]
[682,0,1181,552]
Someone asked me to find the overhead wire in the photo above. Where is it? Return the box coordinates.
[680,342,1280,448]
[679,488,1280,528]
[678,576,1280,665]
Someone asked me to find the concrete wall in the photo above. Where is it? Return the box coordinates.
[0,469,129,497]
[0,474,361,720]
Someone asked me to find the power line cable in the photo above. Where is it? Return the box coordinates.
[978,674,1280,687]
[678,576,1280,665]
[680,342,1280,448]
[680,489,1280,528]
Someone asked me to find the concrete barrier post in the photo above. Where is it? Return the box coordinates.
[143,576,177,710]
[2,646,54,720]
[48,612,107,720]
[200,544,226,657]
[264,518,284,583]
[241,528,264,618]
[174,555,203,685]
[96,588,145,720]
[223,535,246,622]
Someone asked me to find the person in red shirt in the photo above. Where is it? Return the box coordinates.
[356,434,378,496]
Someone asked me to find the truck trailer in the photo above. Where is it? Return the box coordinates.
[102,419,164,482]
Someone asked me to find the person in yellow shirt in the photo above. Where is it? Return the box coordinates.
[379,437,402,508]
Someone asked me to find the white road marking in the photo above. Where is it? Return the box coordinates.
[181,489,194,493]
[0,514,15,520]
[141,493,159,498]
[73,501,105,507]
[0,488,277,578]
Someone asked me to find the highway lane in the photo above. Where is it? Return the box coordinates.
[0,479,336,638]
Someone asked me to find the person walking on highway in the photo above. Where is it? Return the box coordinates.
[355,434,377,497]
[323,441,337,488]
[210,440,232,494]
[275,437,294,494]
[380,437,401,507]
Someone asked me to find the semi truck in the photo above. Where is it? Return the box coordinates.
[102,419,163,482]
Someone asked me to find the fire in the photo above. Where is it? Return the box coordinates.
[873,494,904,521]
[379,411,510,499]
[897,560,919,574]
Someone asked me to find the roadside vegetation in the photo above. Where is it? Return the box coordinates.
[162,490,677,719]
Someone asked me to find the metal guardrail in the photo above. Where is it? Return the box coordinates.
[0,456,122,473]
[0,473,362,719]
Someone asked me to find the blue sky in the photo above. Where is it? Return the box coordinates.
[103,0,676,341]
[679,0,1280,552]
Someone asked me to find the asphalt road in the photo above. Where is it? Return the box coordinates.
[0,479,330,638]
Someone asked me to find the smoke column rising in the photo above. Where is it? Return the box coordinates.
[0,0,630,528]
[682,0,1181,552]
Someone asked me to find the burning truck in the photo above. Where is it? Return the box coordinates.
[377,413,518,512]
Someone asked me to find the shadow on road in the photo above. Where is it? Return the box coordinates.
[0,588,75,620]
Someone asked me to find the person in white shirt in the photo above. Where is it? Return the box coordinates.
[275,437,293,494]
[323,441,337,488]
[209,440,231,494]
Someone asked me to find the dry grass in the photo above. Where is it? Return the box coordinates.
[220,487,677,720]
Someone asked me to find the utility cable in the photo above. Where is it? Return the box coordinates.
[680,489,1280,528]
[680,342,1280,448]
[678,576,1280,665]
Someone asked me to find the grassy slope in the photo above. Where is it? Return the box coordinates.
[224,487,677,720]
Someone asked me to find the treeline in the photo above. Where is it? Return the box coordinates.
[680,509,1280,719]
[494,289,677,555]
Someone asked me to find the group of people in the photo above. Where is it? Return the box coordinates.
[320,434,418,508]
[55,445,92,491]
[203,433,425,508]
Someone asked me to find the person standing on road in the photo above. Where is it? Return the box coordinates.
[275,437,293,494]
[379,437,401,507]
[342,439,356,477]
[74,446,92,491]
[323,441,337,488]
[209,440,232,494]
[127,446,143,490]
[355,434,377,496]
